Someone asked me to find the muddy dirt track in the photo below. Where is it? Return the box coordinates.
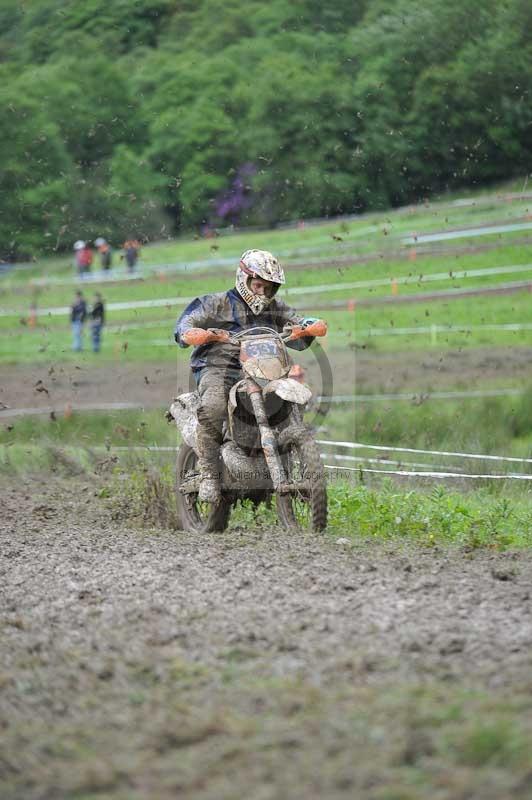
[2,476,532,799]
[2,346,532,416]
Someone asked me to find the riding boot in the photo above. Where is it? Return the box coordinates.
[196,424,222,503]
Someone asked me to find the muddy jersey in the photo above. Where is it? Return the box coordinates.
[174,288,313,373]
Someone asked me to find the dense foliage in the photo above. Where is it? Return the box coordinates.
[1,0,531,256]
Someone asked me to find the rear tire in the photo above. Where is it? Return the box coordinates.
[175,443,230,533]
[276,427,327,532]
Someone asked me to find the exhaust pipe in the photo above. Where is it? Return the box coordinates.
[221,441,272,489]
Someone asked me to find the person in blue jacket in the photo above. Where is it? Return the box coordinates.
[71,290,87,352]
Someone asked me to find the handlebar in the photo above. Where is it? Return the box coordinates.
[182,321,327,347]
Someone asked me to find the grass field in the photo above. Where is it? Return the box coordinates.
[1,293,532,365]
[2,385,531,548]
[2,182,532,519]
[4,179,532,800]
[2,390,532,456]
[4,185,532,800]
[1,237,532,364]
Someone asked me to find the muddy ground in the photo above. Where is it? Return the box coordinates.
[2,345,532,415]
[2,476,532,799]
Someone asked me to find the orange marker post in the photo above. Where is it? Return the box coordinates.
[28,304,37,328]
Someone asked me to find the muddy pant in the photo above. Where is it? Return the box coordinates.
[196,368,241,479]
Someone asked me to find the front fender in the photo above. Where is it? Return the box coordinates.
[264,378,312,405]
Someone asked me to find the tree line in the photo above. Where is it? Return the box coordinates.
[1,0,530,258]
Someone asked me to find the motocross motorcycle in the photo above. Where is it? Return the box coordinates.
[169,321,328,533]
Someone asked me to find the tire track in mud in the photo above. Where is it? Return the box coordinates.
[2,478,532,689]
[2,477,532,799]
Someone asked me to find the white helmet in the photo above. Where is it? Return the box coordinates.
[236,249,285,315]
[74,240,86,250]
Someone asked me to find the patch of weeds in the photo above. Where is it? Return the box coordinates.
[223,647,258,663]
[326,481,532,548]
[455,720,528,767]
[100,454,532,548]
[130,663,160,688]
[168,657,209,685]
[0,443,88,477]
[109,462,180,529]
[220,664,240,685]
[229,498,277,529]
[348,389,532,456]
[128,691,146,706]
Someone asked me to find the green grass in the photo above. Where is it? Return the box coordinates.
[0,408,175,448]
[3,390,532,472]
[2,402,532,548]
[4,391,532,458]
[1,237,531,313]
[330,482,532,548]
[350,290,532,350]
[106,464,532,548]
[1,182,530,285]
[1,184,532,365]
[0,324,183,364]
[319,393,532,457]
[1,284,532,365]
[90,450,532,548]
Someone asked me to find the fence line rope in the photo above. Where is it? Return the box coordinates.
[320,452,465,473]
[3,261,532,318]
[9,442,529,481]
[356,321,532,337]
[324,465,532,480]
[82,445,532,480]
[317,440,532,464]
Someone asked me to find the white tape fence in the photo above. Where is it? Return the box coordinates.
[317,439,532,481]
[85,439,532,482]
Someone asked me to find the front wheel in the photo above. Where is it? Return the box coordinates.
[276,428,327,532]
[175,443,230,533]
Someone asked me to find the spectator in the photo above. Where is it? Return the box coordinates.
[122,238,140,273]
[71,290,87,352]
[77,243,93,278]
[95,237,112,271]
[73,240,86,277]
[90,292,105,353]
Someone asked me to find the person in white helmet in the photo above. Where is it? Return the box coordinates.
[174,249,325,503]
[73,240,85,277]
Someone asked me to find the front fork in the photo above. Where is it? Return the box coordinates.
[247,380,287,491]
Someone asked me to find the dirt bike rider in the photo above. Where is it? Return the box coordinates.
[174,249,326,503]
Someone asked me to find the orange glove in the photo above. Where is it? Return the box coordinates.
[288,319,328,340]
[182,327,230,346]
